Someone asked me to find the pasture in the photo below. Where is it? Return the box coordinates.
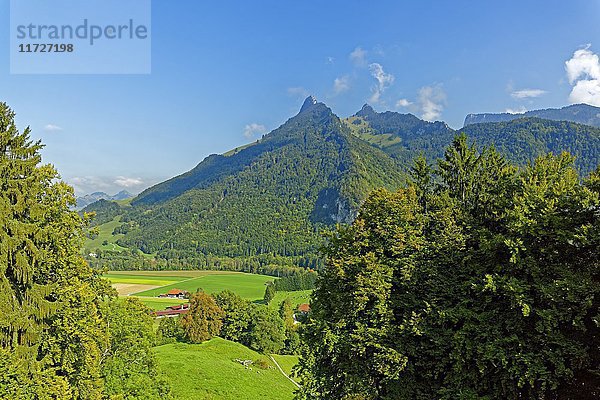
[103,270,276,307]
[133,273,274,300]
[84,216,128,252]
[270,290,312,310]
[271,354,300,378]
[154,338,296,400]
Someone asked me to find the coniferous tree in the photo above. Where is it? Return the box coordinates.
[0,102,112,398]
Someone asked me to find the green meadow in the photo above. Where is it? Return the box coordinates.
[130,297,187,311]
[133,273,274,300]
[103,273,187,287]
[102,270,277,309]
[269,290,312,309]
[84,216,128,252]
[271,354,300,378]
[154,338,297,400]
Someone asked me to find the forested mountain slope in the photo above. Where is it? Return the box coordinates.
[346,106,599,176]
[86,98,600,267]
[110,97,405,263]
[464,103,600,127]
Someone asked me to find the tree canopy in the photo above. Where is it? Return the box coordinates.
[297,134,600,399]
[0,103,168,399]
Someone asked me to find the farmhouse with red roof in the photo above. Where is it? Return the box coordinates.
[157,289,189,299]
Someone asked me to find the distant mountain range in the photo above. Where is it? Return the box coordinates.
[85,98,600,265]
[76,190,132,209]
[464,103,600,127]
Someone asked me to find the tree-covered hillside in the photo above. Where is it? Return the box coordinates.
[86,99,600,269]
[347,107,600,176]
[464,103,600,127]
[461,118,600,175]
[110,98,405,264]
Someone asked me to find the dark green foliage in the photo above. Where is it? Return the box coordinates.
[280,298,301,354]
[157,317,184,345]
[214,290,300,355]
[352,109,600,177]
[264,283,276,304]
[297,136,600,399]
[0,102,113,398]
[460,118,600,176]
[247,306,286,354]
[214,290,252,342]
[273,270,317,291]
[81,199,123,226]
[101,298,171,399]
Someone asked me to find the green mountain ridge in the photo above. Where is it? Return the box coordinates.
[464,103,600,127]
[99,98,404,263]
[84,98,600,267]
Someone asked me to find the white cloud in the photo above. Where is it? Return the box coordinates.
[505,106,527,114]
[395,98,412,108]
[332,75,350,95]
[417,85,446,121]
[565,46,600,106]
[114,176,143,188]
[569,79,600,106]
[243,123,267,139]
[44,124,63,132]
[67,175,149,196]
[368,63,395,103]
[511,89,547,99]
[70,176,111,191]
[349,47,367,66]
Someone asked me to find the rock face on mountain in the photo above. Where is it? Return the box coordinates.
[464,104,600,127]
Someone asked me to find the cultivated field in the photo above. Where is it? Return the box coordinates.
[155,338,297,400]
[103,271,276,309]
[131,273,274,299]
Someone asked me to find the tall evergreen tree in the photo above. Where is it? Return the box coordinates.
[0,102,112,398]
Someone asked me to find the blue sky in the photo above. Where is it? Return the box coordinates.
[1,0,599,195]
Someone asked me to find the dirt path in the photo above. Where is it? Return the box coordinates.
[269,355,300,389]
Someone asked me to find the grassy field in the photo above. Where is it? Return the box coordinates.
[104,273,188,287]
[134,273,274,300]
[130,296,188,311]
[84,216,128,252]
[107,270,242,278]
[155,338,296,400]
[271,354,300,378]
[270,290,312,309]
[102,270,276,308]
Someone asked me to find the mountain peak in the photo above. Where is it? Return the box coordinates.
[354,103,376,118]
[299,95,319,113]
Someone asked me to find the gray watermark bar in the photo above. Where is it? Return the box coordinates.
[10,0,151,74]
